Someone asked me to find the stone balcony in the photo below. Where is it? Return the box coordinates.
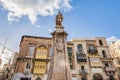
[71,70,77,77]
[105,67,116,72]
[79,69,88,76]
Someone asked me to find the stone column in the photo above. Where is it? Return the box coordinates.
[47,12,72,80]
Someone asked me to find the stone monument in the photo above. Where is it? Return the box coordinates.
[47,12,72,80]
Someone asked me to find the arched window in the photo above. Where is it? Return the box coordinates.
[36,46,47,59]
[77,44,83,52]
[99,40,103,46]
[102,50,107,58]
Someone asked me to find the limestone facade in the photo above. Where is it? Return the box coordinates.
[109,40,120,79]
[13,36,118,80]
[69,37,117,80]
[13,36,52,80]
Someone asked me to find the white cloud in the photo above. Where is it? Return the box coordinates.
[0,0,72,24]
[107,36,119,45]
[48,28,53,33]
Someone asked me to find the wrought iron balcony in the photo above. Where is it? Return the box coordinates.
[87,49,98,54]
[77,54,87,62]
[79,69,88,76]
[106,71,115,76]
[100,57,114,62]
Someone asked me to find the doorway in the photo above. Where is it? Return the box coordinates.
[20,78,31,80]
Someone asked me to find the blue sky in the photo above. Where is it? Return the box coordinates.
[0,0,120,52]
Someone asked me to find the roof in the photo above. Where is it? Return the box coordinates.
[19,35,52,46]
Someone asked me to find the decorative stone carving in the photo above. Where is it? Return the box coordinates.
[55,38,64,54]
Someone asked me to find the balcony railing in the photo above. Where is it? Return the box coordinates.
[87,49,98,54]
[79,69,88,76]
[100,57,114,62]
[77,59,87,62]
[105,67,116,72]
[106,71,115,76]
[77,54,87,62]
[76,50,84,54]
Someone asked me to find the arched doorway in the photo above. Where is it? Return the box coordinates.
[93,74,103,80]
[36,77,41,80]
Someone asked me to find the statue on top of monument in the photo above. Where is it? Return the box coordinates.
[56,12,63,26]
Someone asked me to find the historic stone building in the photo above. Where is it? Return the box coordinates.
[12,12,118,80]
[109,40,120,79]
[69,38,117,80]
[13,36,118,80]
[13,36,52,80]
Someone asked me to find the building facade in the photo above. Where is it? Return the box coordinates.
[69,38,117,80]
[13,36,52,80]
[109,40,120,79]
[12,36,118,80]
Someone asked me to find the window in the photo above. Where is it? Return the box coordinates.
[102,50,107,58]
[99,40,103,46]
[81,77,86,80]
[77,44,83,52]
[77,54,86,59]
[69,60,73,69]
[67,47,72,57]
[26,61,31,69]
[89,46,95,50]
[29,44,35,56]
[104,62,109,67]
[67,47,74,69]
[89,45,95,51]
[36,46,47,59]
[50,48,52,57]
[90,58,99,62]
[67,47,72,53]
[33,61,46,74]
[81,66,84,70]
[109,75,115,80]
[88,45,98,54]
[20,78,31,80]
